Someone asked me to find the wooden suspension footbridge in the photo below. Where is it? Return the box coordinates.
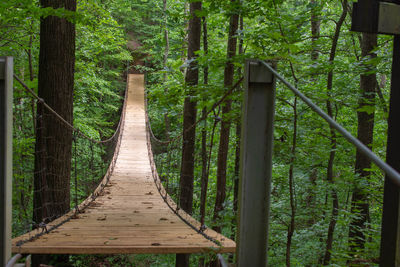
[11,74,235,255]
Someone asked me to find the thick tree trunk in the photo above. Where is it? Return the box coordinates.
[212,0,239,234]
[322,1,347,265]
[348,33,377,255]
[176,1,202,266]
[32,0,76,266]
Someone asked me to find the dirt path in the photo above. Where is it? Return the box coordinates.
[127,32,145,74]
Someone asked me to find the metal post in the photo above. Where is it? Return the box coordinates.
[351,2,400,265]
[0,56,13,266]
[380,35,400,267]
[236,59,276,267]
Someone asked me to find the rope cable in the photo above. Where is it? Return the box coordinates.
[145,86,228,248]
[15,72,233,249]
[13,74,123,144]
[73,132,79,213]
[15,74,128,247]
[145,78,245,246]
[146,76,243,145]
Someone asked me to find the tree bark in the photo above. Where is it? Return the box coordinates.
[28,20,37,134]
[231,14,243,242]
[286,98,297,267]
[348,33,377,256]
[163,0,170,138]
[311,0,320,63]
[305,0,321,228]
[322,1,347,265]
[212,0,239,235]
[176,1,202,266]
[200,16,209,227]
[32,0,76,266]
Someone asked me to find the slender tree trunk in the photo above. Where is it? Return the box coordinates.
[227,17,244,264]
[209,4,239,267]
[310,0,320,64]
[32,0,76,266]
[376,74,388,114]
[232,121,240,228]
[181,2,190,63]
[163,0,169,81]
[286,98,298,267]
[28,20,37,133]
[176,1,202,266]
[323,1,347,265]
[163,0,170,138]
[200,16,209,227]
[231,15,244,242]
[348,33,377,255]
[305,0,321,228]
[212,0,239,234]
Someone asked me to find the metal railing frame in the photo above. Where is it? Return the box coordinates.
[259,60,400,185]
[1,57,13,267]
[236,59,400,266]
[236,60,276,266]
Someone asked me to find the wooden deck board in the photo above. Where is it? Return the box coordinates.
[12,74,236,255]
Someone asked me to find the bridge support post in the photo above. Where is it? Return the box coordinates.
[236,59,276,267]
[351,1,400,265]
[380,34,400,267]
[0,57,13,266]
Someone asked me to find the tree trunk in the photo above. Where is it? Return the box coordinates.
[231,14,244,243]
[181,2,190,64]
[32,0,76,266]
[310,0,320,63]
[212,0,239,234]
[176,1,202,266]
[200,16,209,227]
[163,0,170,138]
[28,20,37,134]
[286,98,298,267]
[305,0,321,228]
[348,33,377,257]
[322,1,347,265]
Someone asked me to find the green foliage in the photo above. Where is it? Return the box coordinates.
[7,0,131,239]
[5,0,394,265]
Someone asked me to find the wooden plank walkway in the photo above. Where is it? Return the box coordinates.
[12,74,236,254]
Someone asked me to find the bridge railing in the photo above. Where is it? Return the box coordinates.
[236,59,400,266]
[1,56,13,267]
